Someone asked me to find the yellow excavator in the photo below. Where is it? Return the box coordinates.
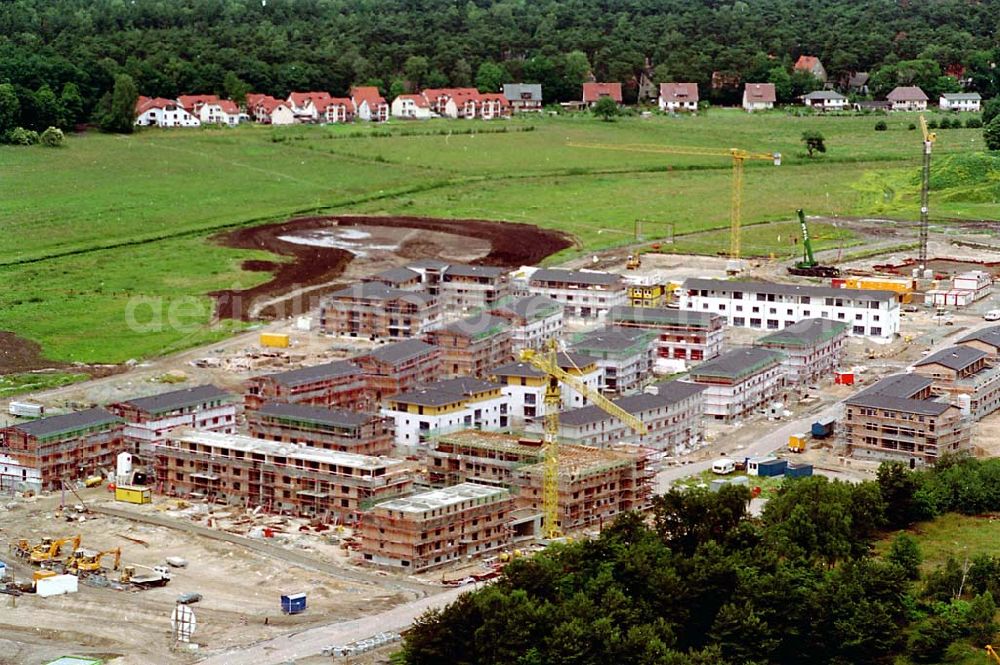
[24,535,82,566]
[65,547,121,575]
[986,644,1000,664]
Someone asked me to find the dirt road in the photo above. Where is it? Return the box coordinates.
[196,582,480,665]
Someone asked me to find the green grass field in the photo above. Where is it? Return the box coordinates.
[1,109,994,365]
[0,371,90,398]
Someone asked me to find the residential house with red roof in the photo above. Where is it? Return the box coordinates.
[391,94,434,119]
[177,94,221,114]
[351,86,389,122]
[135,96,201,127]
[287,91,333,122]
[319,97,354,123]
[887,86,929,111]
[198,98,242,126]
[794,55,827,83]
[245,94,294,124]
[658,83,699,112]
[582,82,623,107]
[421,88,482,119]
[742,83,776,112]
[478,93,510,119]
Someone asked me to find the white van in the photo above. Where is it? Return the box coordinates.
[712,458,736,475]
[984,310,1000,321]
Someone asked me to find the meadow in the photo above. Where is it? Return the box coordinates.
[1,108,994,364]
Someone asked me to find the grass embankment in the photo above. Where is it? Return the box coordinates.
[0,372,89,398]
[0,110,993,364]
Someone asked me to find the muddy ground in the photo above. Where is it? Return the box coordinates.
[211,215,574,320]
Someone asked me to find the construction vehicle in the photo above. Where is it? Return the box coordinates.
[788,434,807,453]
[787,209,840,278]
[626,253,641,270]
[918,115,937,268]
[121,563,172,588]
[26,535,81,566]
[65,547,121,575]
[520,339,647,539]
[987,645,1000,664]
[569,142,780,262]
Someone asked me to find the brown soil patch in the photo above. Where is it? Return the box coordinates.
[0,331,67,374]
[211,215,574,320]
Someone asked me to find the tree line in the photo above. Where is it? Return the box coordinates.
[400,456,1000,664]
[2,0,1000,129]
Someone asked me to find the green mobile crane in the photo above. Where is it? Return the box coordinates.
[787,209,840,278]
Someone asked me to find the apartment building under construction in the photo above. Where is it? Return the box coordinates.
[1,407,125,492]
[246,401,394,456]
[358,482,514,571]
[244,360,367,411]
[425,430,653,533]
[423,313,513,378]
[156,430,415,522]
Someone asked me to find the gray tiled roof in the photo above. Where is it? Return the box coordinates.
[503,83,542,101]
[682,278,897,302]
[328,282,431,302]
[608,306,718,328]
[257,401,373,428]
[431,377,502,395]
[559,383,703,427]
[438,313,510,337]
[914,346,987,371]
[492,295,563,320]
[118,384,232,415]
[758,318,849,347]
[941,93,982,101]
[491,352,596,378]
[530,268,622,287]
[366,266,421,284]
[689,348,784,381]
[264,360,361,387]
[845,373,949,415]
[802,90,847,100]
[365,339,438,365]
[443,264,506,279]
[571,326,654,353]
[13,407,122,438]
[958,325,1000,348]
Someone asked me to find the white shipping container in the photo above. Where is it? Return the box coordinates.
[9,401,44,417]
[36,574,79,597]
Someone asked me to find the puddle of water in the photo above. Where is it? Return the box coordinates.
[278,229,400,258]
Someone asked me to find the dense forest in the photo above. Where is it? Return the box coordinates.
[401,457,1000,664]
[2,0,1000,131]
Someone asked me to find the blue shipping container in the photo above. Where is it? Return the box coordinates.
[281,593,307,615]
[785,463,814,479]
[756,459,788,477]
[811,419,835,439]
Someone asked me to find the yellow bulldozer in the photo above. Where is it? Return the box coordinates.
[64,547,121,575]
[16,535,82,566]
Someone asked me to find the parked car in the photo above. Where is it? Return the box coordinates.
[984,310,1000,321]
[176,592,202,604]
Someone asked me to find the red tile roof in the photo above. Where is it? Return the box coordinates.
[794,55,821,72]
[582,82,623,103]
[245,93,270,108]
[288,91,334,109]
[217,99,240,115]
[350,86,387,110]
[744,83,776,103]
[395,94,430,108]
[177,94,220,111]
[659,82,699,103]
[478,93,510,107]
[135,96,179,114]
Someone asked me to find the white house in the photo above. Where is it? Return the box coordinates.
[351,86,389,122]
[887,86,929,111]
[287,91,326,122]
[686,348,786,422]
[134,97,201,128]
[658,82,699,112]
[679,278,900,343]
[940,93,982,112]
[381,378,508,450]
[198,99,241,126]
[391,94,434,119]
[743,83,776,112]
[490,353,602,426]
[524,268,628,320]
[489,295,564,352]
[801,90,848,111]
[321,98,354,123]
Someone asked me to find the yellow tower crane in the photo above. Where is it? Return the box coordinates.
[520,340,648,539]
[986,644,1000,664]
[917,114,937,269]
[567,142,781,260]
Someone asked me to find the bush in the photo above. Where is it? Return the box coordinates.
[5,126,39,145]
[908,122,918,130]
[927,119,939,130]
[984,117,1000,151]
[875,120,888,131]
[39,126,64,147]
[966,117,983,129]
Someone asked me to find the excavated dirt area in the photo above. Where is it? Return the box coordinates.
[211,215,574,320]
[0,331,67,375]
